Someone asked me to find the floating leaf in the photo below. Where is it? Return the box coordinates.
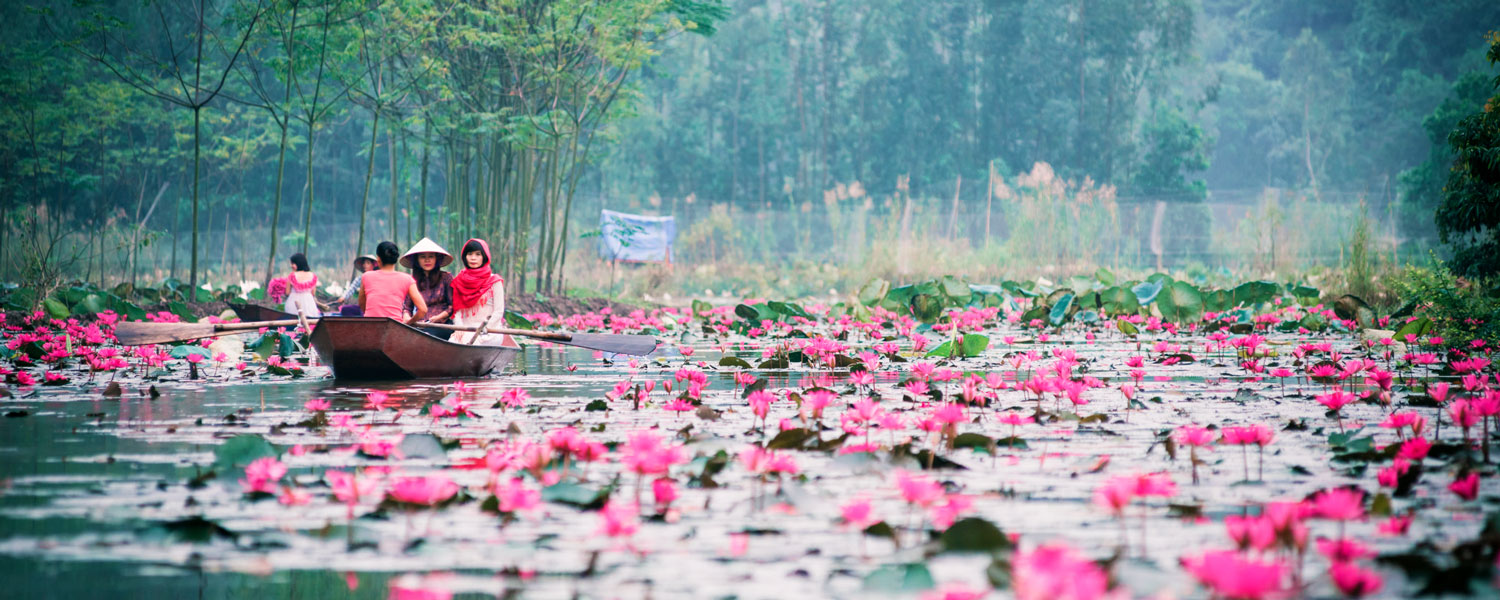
[1095,267,1116,286]
[1048,293,1074,327]
[940,517,1012,554]
[858,278,891,306]
[766,428,817,450]
[758,356,789,369]
[71,294,109,316]
[398,434,447,459]
[1100,286,1140,315]
[160,516,235,543]
[1132,279,1164,305]
[911,294,945,323]
[1289,284,1320,306]
[541,482,609,510]
[1392,317,1432,342]
[43,297,69,320]
[952,433,995,454]
[213,434,276,470]
[167,301,198,323]
[170,345,213,359]
[1229,281,1279,308]
[863,521,899,544]
[503,311,534,329]
[862,563,935,592]
[719,356,753,369]
[767,301,811,319]
[1156,281,1204,324]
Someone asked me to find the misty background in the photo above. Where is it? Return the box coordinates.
[2,0,1496,301]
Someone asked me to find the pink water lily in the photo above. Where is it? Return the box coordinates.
[1181,549,1286,600]
[387,475,459,506]
[240,457,286,494]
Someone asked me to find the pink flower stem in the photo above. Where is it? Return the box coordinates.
[1241,445,1250,482]
[1257,446,1265,481]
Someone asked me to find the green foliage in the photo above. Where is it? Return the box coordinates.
[1434,34,1500,277]
[1346,202,1378,299]
[1399,72,1495,239]
[213,435,276,471]
[1389,261,1500,346]
[1156,280,1205,324]
[1133,105,1210,201]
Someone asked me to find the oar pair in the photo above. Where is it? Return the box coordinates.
[113,318,659,356]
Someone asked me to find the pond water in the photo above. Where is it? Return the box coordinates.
[0,314,1495,599]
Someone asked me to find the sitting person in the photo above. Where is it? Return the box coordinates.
[449,238,515,346]
[399,237,455,339]
[359,241,427,325]
[338,254,379,314]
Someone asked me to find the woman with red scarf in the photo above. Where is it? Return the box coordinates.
[450,238,515,346]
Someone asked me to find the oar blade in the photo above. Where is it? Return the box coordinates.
[113,322,217,346]
[560,332,659,356]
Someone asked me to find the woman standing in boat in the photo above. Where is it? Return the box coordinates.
[360,241,427,325]
[280,253,322,319]
[450,238,514,346]
[400,238,455,339]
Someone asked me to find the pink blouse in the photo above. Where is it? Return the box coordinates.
[361,270,415,320]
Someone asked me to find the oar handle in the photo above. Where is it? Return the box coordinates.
[215,318,574,343]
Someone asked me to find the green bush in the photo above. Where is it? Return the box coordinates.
[1389,260,1500,346]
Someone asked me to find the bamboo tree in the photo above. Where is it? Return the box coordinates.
[236,0,305,287]
[70,0,267,296]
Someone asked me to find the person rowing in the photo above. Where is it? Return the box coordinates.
[359,241,427,325]
[449,238,516,346]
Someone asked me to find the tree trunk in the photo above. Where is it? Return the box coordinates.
[355,108,381,262]
[418,124,430,239]
[265,113,291,288]
[301,121,316,255]
[171,192,180,282]
[388,119,399,243]
[189,105,202,298]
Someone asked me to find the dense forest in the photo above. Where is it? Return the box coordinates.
[1,0,1497,300]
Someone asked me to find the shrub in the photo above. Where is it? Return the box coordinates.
[1389,259,1500,346]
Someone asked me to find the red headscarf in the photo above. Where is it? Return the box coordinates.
[450,238,503,317]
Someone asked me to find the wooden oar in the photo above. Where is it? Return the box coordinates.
[422,323,658,356]
[114,319,304,345]
[115,318,660,355]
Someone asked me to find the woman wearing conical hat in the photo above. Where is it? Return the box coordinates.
[449,238,516,347]
[400,237,455,339]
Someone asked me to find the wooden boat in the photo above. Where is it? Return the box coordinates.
[227,301,298,322]
[308,317,521,380]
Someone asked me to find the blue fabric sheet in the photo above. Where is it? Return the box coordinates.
[598,209,675,262]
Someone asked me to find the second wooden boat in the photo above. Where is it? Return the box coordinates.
[227,301,298,322]
[308,317,520,380]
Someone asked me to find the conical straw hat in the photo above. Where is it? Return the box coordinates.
[399,238,453,269]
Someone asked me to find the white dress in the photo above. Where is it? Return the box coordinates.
[283,273,321,319]
[451,286,516,347]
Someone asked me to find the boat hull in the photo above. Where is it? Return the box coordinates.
[227,302,298,322]
[309,317,520,380]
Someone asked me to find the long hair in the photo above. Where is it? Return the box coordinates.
[376,241,400,266]
[289,253,310,272]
